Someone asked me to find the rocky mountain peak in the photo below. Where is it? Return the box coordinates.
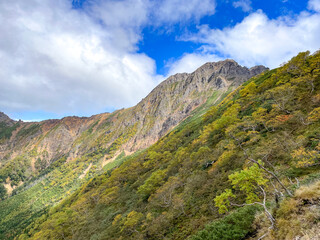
[0,112,15,126]
[130,59,268,149]
[250,65,269,76]
[193,59,268,86]
[157,60,268,93]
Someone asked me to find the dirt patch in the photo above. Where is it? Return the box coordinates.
[102,151,122,167]
[79,163,92,179]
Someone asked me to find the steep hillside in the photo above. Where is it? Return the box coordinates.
[17,51,319,240]
[0,60,265,166]
[0,60,266,239]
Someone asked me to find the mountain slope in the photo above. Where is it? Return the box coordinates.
[18,51,319,240]
[0,60,265,165]
[0,60,266,239]
[0,60,266,191]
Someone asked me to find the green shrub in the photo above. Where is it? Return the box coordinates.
[17,124,40,138]
[0,184,7,200]
[190,206,259,240]
[0,122,19,140]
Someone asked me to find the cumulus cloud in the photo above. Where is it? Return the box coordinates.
[0,0,216,119]
[308,0,320,12]
[152,0,216,24]
[0,0,156,117]
[183,5,320,68]
[232,0,252,12]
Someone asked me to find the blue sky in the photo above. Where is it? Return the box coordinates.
[138,0,310,75]
[0,0,319,121]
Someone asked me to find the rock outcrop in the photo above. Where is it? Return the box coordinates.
[0,112,15,126]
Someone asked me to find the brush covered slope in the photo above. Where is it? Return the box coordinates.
[0,60,266,239]
[17,51,320,240]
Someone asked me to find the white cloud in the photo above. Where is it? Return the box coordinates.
[0,0,156,117]
[183,7,320,68]
[308,0,320,12]
[0,0,216,118]
[152,0,216,24]
[232,0,252,12]
[87,0,149,51]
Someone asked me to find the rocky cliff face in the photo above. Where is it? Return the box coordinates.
[0,112,15,126]
[129,60,267,149]
[0,60,267,189]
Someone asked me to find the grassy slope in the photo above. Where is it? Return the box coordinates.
[0,145,152,239]
[0,84,234,239]
[17,51,319,240]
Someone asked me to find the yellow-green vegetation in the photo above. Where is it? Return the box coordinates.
[0,150,126,239]
[0,155,86,238]
[214,162,268,214]
[108,122,138,154]
[291,143,320,168]
[0,155,32,185]
[0,59,261,239]
[9,51,318,240]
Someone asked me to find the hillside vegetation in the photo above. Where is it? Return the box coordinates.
[0,60,266,239]
[15,51,320,240]
[0,60,262,198]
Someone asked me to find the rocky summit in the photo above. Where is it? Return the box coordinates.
[0,112,15,126]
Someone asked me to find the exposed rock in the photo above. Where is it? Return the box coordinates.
[0,112,15,126]
[128,60,268,150]
[250,65,269,76]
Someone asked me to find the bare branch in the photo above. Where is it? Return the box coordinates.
[230,202,263,207]
[230,134,293,197]
[295,177,300,188]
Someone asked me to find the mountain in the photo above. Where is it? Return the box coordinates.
[0,60,267,186]
[0,60,267,239]
[11,51,319,240]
